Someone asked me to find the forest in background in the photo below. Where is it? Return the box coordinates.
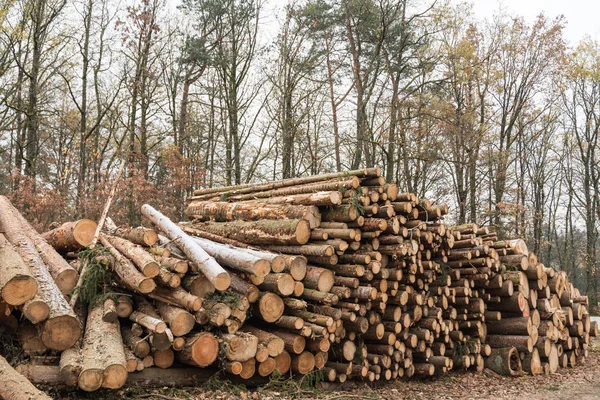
[0,0,598,304]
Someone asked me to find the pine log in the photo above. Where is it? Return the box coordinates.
[176,332,219,367]
[228,273,260,303]
[191,236,270,277]
[191,219,311,246]
[182,274,216,299]
[79,302,127,391]
[0,200,80,350]
[42,219,97,252]
[141,204,230,291]
[291,351,315,374]
[6,201,79,295]
[222,332,259,362]
[99,236,156,293]
[105,235,159,277]
[484,347,522,376]
[186,201,321,228]
[255,292,284,322]
[113,227,159,247]
[147,287,202,312]
[239,326,285,357]
[0,355,51,400]
[155,301,195,336]
[0,233,37,305]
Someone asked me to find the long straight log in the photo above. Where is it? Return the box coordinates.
[0,199,80,350]
[186,201,321,228]
[98,236,156,294]
[141,204,230,291]
[190,236,270,277]
[190,219,311,246]
[192,170,377,197]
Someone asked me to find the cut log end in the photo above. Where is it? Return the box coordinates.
[214,273,232,291]
[2,276,38,306]
[41,315,81,351]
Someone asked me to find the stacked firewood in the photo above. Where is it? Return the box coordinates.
[0,168,598,398]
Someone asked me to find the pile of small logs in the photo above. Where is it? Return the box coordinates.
[0,168,598,398]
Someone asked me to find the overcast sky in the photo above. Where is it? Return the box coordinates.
[460,0,600,45]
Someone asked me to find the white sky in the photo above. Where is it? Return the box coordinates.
[462,0,600,45]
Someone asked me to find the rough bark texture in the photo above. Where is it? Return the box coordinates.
[141,204,230,291]
[42,219,97,252]
[0,355,51,400]
[0,233,37,305]
[191,219,311,246]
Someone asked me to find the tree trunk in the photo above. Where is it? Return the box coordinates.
[176,332,219,367]
[191,219,310,246]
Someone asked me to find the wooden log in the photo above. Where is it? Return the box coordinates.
[186,201,320,228]
[303,266,335,293]
[255,292,284,322]
[486,317,533,336]
[189,236,271,277]
[141,204,230,291]
[240,326,285,357]
[99,236,156,294]
[155,301,195,337]
[147,287,202,312]
[258,273,295,297]
[487,335,533,353]
[522,348,543,375]
[182,274,215,299]
[192,173,369,198]
[0,200,80,350]
[239,358,256,379]
[6,201,79,295]
[104,235,159,277]
[176,332,219,367]
[190,219,310,246]
[79,302,127,391]
[42,219,97,252]
[0,233,37,305]
[264,244,334,257]
[222,332,259,362]
[484,347,522,376]
[258,357,276,377]
[228,273,259,303]
[153,348,174,369]
[122,326,150,358]
[0,355,51,399]
[271,330,306,354]
[291,351,315,374]
[111,226,159,247]
[273,350,292,374]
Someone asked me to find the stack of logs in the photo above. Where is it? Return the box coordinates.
[0,168,598,398]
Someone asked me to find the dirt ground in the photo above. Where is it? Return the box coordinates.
[48,338,600,400]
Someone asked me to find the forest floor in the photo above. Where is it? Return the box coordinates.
[47,337,600,400]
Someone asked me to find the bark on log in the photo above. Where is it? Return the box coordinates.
[191,219,311,246]
[0,199,80,350]
[0,355,51,400]
[105,235,160,278]
[176,332,219,367]
[99,236,156,294]
[222,332,259,362]
[142,204,230,291]
[79,302,127,391]
[42,219,97,253]
[113,227,159,247]
[0,233,37,305]
[5,200,80,295]
[484,347,522,376]
[191,236,270,277]
[186,201,321,229]
[155,301,195,337]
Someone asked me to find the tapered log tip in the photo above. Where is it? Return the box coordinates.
[214,272,231,291]
[254,259,271,278]
[41,315,82,351]
[78,369,104,392]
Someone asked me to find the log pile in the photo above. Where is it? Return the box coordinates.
[0,168,598,396]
